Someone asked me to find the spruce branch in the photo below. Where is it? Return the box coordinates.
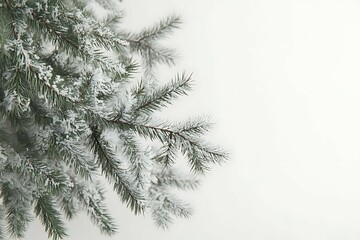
[162,194,193,219]
[1,182,33,239]
[153,141,177,166]
[151,205,172,229]
[4,44,77,112]
[77,184,117,235]
[132,72,192,115]
[108,118,227,173]
[121,135,151,190]
[155,168,200,190]
[5,101,32,135]
[34,194,67,240]
[28,65,78,110]
[178,137,227,174]
[59,192,80,220]
[29,8,126,74]
[149,191,192,229]
[124,14,181,70]
[0,0,226,237]
[55,139,96,180]
[31,167,70,195]
[176,116,213,136]
[142,44,178,68]
[68,104,226,175]
[0,205,5,240]
[88,124,144,214]
[133,14,181,42]
[29,97,53,126]
[127,40,178,71]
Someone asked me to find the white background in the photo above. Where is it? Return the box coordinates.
[27,0,360,239]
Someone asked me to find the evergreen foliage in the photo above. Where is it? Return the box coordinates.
[0,0,227,239]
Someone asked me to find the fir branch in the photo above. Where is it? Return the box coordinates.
[122,135,151,190]
[29,9,125,73]
[110,118,227,173]
[127,40,177,69]
[125,14,181,68]
[178,137,227,174]
[77,184,117,235]
[130,78,145,97]
[156,168,200,190]
[55,139,96,180]
[114,120,173,143]
[28,64,79,109]
[4,44,77,112]
[149,191,192,229]
[1,182,33,239]
[104,112,227,172]
[3,104,34,153]
[131,14,181,43]
[177,116,213,136]
[0,86,5,103]
[20,154,71,194]
[88,125,144,214]
[0,205,4,240]
[41,52,80,81]
[28,9,79,53]
[91,26,127,53]
[103,14,123,28]
[151,205,172,229]
[34,194,67,240]
[29,97,53,126]
[121,57,139,79]
[59,192,80,220]
[5,102,31,135]
[0,129,11,144]
[142,44,178,68]
[162,194,193,219]
[153,141,177,166]
[132,72,192,115]
[0,1,227,236]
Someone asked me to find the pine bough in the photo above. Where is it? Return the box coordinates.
[0,0,227,239]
